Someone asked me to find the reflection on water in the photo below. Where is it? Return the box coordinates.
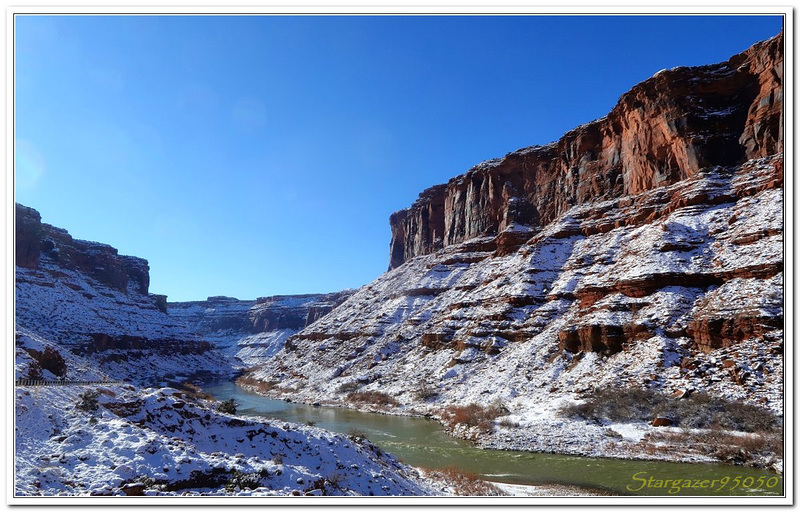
[203,380,783,497]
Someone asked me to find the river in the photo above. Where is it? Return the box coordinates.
[203,380,783,497]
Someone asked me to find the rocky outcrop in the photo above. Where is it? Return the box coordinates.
[15,203,150,294]
[247,34,783,427]
[389,32,783,269]
[168,291,353,365]
[251,155,783,418]
[15,204,235,384]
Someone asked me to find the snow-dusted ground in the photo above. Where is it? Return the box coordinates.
[168,293,351,367]
[14,385,440,496]
[15,214,437,497]
[246,157,784,469]
[15,260,238,385]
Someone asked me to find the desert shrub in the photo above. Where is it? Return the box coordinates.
[325,471,344,488]
[348,428,368,441]
[346,391,399,407]
[440,402,506,432]
[426,466,507,496]
[337,381,360,393]
[225,470,261,493]
[236,374,281,394]
[76,390,100,413]
[217,398,238,415]
[497,417,520,429]
[646,428,783,465]
[560,387,779,433]
[180,382,215,401]
[414,384,439,401]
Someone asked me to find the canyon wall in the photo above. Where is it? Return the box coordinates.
[168,291,353,365]
[15,204,234,384]
[16,204,150,294]
[248,33,783,432]
[389,32,783,269]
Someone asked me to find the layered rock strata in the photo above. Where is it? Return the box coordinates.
[168,292,352,365]
[389,32,782,269]
[15,204,235,385]
[16,204,150,294]
[248,34,784,432]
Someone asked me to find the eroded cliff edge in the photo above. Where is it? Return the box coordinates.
[389,32,782,269]
[248,33,784,466]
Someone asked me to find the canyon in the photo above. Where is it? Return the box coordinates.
[168,292,352,365]
[243,32,783,465]
[14,30,785,496]
[14,204,438,496]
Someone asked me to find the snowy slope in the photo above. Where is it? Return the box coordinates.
[14,385,439,496]
[246,157,784,463]
[15,260,237,385]
[169,293,352,366]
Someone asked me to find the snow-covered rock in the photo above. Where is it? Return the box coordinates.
[14,385,438,496]
[248,156,783,462]
[168,292,352,366]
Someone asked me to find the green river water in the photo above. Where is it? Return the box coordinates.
[203,381,783,497]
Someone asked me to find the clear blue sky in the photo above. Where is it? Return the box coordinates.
[14,14,783,301]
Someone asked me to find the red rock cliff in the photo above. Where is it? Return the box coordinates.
[15,203,150,294]
[389,32,783,269]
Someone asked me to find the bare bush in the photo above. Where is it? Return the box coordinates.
[414,384,439,401]
[560,387,779,433]
[440,402,506,433]
[336,381,360,393]
[646,428,783,466]
[426,466,507,496]
[346,391,399,408]
[180,382,215,401]
[348,428,368,441]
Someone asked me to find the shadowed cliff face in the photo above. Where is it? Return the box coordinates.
[15,203,150,294]
[389,32,783,269]
[15,204,235,384]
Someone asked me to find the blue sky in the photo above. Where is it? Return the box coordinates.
[14,14,783,301]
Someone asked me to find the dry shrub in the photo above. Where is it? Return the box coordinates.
[180,382,215,401]
[236,374,281,394]
[348,428,368,441]
[560,387,779,433]
[648,427,783,464]
[426,466,507,496]
[441,402,506,432]
[497,417,520,429]
[346,391,399,407]
[337,381,360,393]
[414,384,439,401]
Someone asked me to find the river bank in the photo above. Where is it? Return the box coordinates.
[212,380,783,496]
[233,376,783,474]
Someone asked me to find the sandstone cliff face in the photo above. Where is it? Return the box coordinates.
[248,34,783,434]
[389,32,783,269]
[15,203,150,294]
[253,156,783,419]
[15,204,234,384]
[168,291,352,365]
